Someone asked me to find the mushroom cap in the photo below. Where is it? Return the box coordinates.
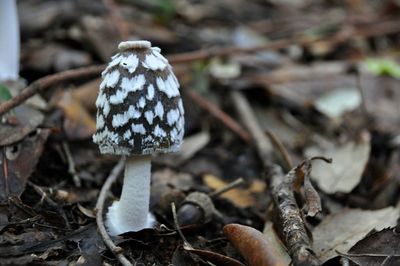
[93,41,184,155]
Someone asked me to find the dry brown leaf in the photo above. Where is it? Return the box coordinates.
[57,90,96,140]
[305,132,370,194]
[345,227,400,265]
[262,222,291,265]
[293,159,322,217]
[0,129,50,202]
[313,206,400,263]
[224,223,289,266]
[203,175,265,208]
[71,78,101,110]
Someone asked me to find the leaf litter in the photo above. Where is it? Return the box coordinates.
[0,0,400,265]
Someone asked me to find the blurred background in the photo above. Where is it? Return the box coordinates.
[0,0,399,265]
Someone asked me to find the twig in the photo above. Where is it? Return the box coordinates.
[186,89,251,143]
[270,164,320,266]
[356,73,369,120]
[168,38,294,64]
[0,65,104,116]
[62,142,81,187]
[266,130,293,172]
[230,91,273,170]
[171,202,192,249]
[95,158,134,266]
[209,178,245,198]
[27,181,71,230]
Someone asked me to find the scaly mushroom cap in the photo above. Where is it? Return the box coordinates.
[93,41,184,155]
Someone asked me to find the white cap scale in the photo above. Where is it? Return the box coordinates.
[93,40,184,156]
[93,41,184,235]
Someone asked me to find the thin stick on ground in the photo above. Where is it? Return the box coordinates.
[95,158,134,266]
[62,141,81,187]
[171,202,192,249]
[186,89,251,143]
[230,90,273,170]
[167,38,294,64]
[266,130,293,171]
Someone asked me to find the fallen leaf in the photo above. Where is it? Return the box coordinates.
[0,129,50,202]
[157,131,210,167]
[71,78,101,111]
[203,175,265,208]
[313,206,400,263]
[57,90,96,140]
[305,132,370,194]
[224,223,289,266]
[293,159,323,217]
[262,222,291,265]
[267,73,400,132]
[314,88,361,119]
[209,57,241,79]
[345,227,400,265]
[0,105,44,146]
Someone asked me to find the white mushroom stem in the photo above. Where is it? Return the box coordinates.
[0,0,20,81]
[106,155,155,236]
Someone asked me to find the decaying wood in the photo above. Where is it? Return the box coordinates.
[270,164,320,266]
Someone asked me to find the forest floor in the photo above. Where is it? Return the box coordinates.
[0,0,400,265]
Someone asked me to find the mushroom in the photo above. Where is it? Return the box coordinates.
[0,0,19,81]
[93,40,184,236]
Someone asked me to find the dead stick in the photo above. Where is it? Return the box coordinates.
[168,39,293,64]
[270,164,320,266]
[95,158,134,266]
[230,91,273,169]
[0,65,104,116]
[266,130,293,172]
[186,89,251,143]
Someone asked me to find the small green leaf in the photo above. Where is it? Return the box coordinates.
[0,84,13,102]
[153,0,176,24]
[364,58,400,78]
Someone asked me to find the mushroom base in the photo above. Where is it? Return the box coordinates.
[106,201,155,235]
[105,155,155,236]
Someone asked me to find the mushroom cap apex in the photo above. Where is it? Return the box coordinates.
[118,40,151,51]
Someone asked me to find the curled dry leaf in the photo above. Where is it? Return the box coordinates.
[223,223,289,266]
[293,158,326,217]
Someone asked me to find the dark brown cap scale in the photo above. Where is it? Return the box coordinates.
[93,41,184,155]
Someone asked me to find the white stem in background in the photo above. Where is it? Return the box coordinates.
[0,0,20,81]
[106,155,155,236]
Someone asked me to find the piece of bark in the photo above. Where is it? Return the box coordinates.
[270,165,320,266]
